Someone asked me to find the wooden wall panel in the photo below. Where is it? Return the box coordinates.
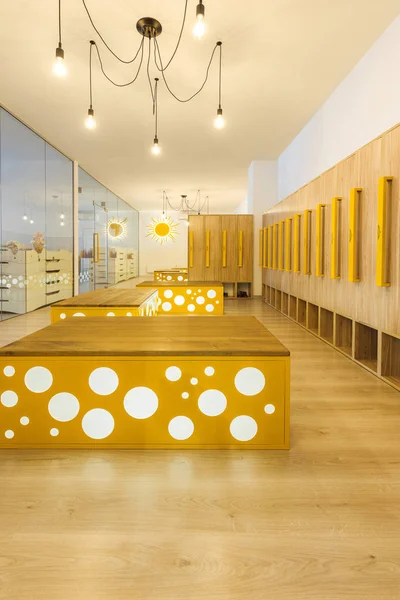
[221,215,238,283]
[262,123,400,338]
[204,216,221,281]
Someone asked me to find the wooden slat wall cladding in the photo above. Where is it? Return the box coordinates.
[262,123,400,339]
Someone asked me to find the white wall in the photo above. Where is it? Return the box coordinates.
[278,15,400,200]
[248,161,278,295]
[139,211,188,276]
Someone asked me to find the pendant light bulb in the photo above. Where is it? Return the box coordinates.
[53,44,67,77]
[193,20,205,39]
[214,107,225,129]
[193,2,205,38]
[85,108,96,130]
[60,213,65,219]
[151,137,161,156]
[60,221,65,227]
[22,214,28,221]
[29,219,34,225]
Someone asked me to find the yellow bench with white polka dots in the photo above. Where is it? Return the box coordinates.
[51,288,158,323]
[154,270,188,282]
[0,317,290,449]
[137,281,224,315]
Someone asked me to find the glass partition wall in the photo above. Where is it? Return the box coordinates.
[0,108,73,321]
[0,108,139,319]
[78,169,139,294]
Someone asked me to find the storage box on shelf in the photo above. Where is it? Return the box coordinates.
[90,247,137,286]
[0,316,290,449]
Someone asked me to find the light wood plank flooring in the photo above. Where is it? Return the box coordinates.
[0,299,399,599]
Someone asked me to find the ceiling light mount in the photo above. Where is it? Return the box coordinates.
[136,17,162,39]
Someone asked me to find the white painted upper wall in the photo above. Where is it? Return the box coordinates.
[278,15,400,200]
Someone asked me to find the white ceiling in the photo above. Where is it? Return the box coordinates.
[0,0,399,212]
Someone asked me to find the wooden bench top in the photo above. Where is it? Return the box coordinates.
[54,288,158,308]
[137,281,223,288]
[0,317,290,357]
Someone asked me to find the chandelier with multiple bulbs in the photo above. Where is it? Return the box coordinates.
[53,0,225,156]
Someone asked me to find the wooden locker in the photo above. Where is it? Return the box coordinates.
[220,215,237,283]
[188,215,205,281]
[237,215,253,282]
[204,215,222,281]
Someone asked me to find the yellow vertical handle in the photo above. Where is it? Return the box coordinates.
[316,204,326,277]
[238,230,243,268]
[303,210,312,275]
[330,197,342,279]
[205,230,210,267]
[348,188,362,282]
[259,229,263,267]
[93,233,100,263]
[189,230,194,268]
[263,227,268,268]
[376,176,392,287]
[285,218,292,272]
[273,223,279,269]
[278,220,285,270]
[294,214,301,273]
[267,226,273,269]
[222,230,227,267]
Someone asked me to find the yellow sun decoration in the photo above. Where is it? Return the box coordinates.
[105,217,128,240]
[147,216,179,245]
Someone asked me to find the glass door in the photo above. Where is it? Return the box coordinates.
[92,201,108,289]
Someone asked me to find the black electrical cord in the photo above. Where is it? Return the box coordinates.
[147,37,155,104]
[82,0,143,64]
[160,0,189,72]
[58,0,62,45]
[218,42,222,107]
[89,41,94,107]
[154,38,219,103]
[154,78,159,137]
[92,39,145,87]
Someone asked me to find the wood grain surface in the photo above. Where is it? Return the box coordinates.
[55,288,158,307]
[0,316,290,357]
[0,300,399,598]
[137,281,223,288]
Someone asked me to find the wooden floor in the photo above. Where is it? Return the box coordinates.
[1,299,400,599]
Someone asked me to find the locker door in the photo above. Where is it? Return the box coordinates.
[220,215,237,283]
[237,215,253,282]
[188,215,205,281]
[204,215,221,281]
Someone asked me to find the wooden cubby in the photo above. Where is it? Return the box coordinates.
[307,302,319,335]
[320,308,334,344]
[223,283,235,298]
[289,296,297,320]
[275,289,282,311]
[381,333,400,390]
[237,282,252,298]
[355,322,378,373]
[335,314,353,357]
[297,299,306,326]
[270,287,275,307]
[282,292,289,315]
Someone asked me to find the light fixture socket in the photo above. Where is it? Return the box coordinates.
[153,136,159,145]
[88,107,95,117]
[217,107,223,116]
[56,44,64,60]
[196,2,205,19]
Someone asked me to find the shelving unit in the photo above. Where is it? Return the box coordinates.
[307,302,319,335]
[320,308,334,344]
[335,314,353,357]
[282,292,289,315]
[381,333,400,390]
[355,322,378,373]
[297,299,306,326]
[263,286,399,391]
